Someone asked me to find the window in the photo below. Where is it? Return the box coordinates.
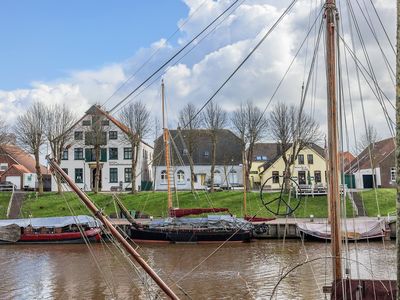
[298,154,304,165]
[256,156,262,161]
[74,131,83,140]
[314,171,322,183]
[109,131,118,140]
[62,168,68,175]
[177,170,185,183]
[124,148,132,159]
[109,148,118,160]
[298,171,306,185]
[124,168,132,183]
[82,120,91,126]
[143,149,148,159]
[182,149,188,155]
[204,151,209,157]
[272,171,279,184]
[250,171,258,175]
[307,154,314,164]
[101,120,110,126]
[110,168,118,183]
[75,168,83,183]
[262,156,267,160]
[0,163,8,171]
[61,149,68,160]
[74,148,84,160]
[391,167,396,182]
[161,170,167,184]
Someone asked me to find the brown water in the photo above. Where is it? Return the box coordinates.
[0,240,395,299]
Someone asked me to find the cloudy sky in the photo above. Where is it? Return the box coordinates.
[0,0,395,151]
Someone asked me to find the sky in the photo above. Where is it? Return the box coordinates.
[0,0,396,152]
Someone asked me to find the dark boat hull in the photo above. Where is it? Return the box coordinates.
[130,228,252,243]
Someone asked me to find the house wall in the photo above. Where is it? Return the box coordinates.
[0,154,17,178]
[259,147,327,189]
[153,165,243,191]
[51,115,153,192]
[0,168,23,188]
[378,151,395,188]
[249,161,265,187]
[354,168,382,189]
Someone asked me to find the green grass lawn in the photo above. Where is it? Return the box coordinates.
[358,188,396,217]
[18,190,353,219]
[0,192,11,219]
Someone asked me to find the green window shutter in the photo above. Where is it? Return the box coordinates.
[101,148,107,162]
[85,149,91,162]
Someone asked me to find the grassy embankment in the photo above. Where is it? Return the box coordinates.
[358,188,396,217]
[19,191,354,219]
[0,192,11,219]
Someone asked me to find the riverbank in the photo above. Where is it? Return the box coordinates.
[16,190,355,219]
[2,189,394,220]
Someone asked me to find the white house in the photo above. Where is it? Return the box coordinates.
[153,129,243,190]
[51,105,153,192]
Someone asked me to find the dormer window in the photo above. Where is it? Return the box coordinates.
[204,151,209,157]
[61,149,69,160]
[82,120,91,126]
[0,163,8,171]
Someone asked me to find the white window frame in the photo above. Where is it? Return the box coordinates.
[390,167,396,182]
[177,170,185,184]
[161,170,167,184]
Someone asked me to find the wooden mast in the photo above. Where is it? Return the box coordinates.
[396,0,400,297]
[47,158,180,300]
[242,151,247,216]
[162,80,173,212]
[325,0,342,280]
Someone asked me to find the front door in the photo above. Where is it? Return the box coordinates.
[298,171,306,185]
[91,168,102,190]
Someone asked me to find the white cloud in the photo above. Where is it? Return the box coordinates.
[0,0,396,152]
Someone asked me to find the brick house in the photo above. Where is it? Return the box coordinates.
[347,137,395,188]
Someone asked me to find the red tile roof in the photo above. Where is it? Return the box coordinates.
[0,144,49,174]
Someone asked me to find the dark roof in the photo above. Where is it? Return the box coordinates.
[251,143,281,161]
[153,129,242,166]
[347,137,395,173]
[0,144,49,174]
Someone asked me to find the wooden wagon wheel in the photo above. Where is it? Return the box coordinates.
[259,175,303,216]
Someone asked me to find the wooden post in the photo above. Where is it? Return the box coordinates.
[162,80,173,212]
[47,158,179,300]
[325,0,342,280]
[395,1,400,298]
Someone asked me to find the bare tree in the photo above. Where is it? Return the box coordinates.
[231,101,268,190]
[269,103,321,190]
[14,102,46,194]
[203,101,227,192]
[119,101,152,194]
[178,103,203,192]
[0,118,10,145]
[44,104,76,194]
[357,123,379,155]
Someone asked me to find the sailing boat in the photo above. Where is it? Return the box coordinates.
[320,0,396,298]
[128,80,253,243]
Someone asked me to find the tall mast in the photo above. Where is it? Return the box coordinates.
[325,0,342,280]
[242,151,247,216]
[395,0,400,296]
[162,80,173,211]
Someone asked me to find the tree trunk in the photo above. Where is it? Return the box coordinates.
[94,146,100,194]
[210,134,217,193]
[34,149,43,195]
[284,164,291,193]
[55,144,62,195]
[131,142,139,194]
[188,134,195,193]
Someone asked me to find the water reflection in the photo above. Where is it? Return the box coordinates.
[0,240,395,299]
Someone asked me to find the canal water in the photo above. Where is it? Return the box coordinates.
[0,240,395,299]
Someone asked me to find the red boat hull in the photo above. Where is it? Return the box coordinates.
[16,228,102,244]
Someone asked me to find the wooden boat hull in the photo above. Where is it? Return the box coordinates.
[0,228,102,244]
[130,228,252,243]
[331,279,396,299]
